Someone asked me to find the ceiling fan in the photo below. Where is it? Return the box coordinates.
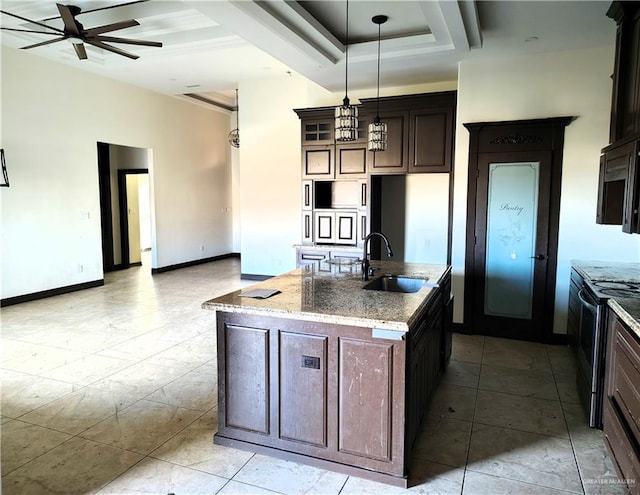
[0,1,162,60]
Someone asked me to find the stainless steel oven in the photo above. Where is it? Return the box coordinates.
[576,284,605,428]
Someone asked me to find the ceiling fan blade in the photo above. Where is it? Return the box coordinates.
[1,27,62,35]
[21,37,65,50]
[73,42,87,60]
[93,35,162,47]
[0,9,64,33]
[85,20,138,36]
[57,3,81,36]
[86,39,138,60]
[42,1,148,21]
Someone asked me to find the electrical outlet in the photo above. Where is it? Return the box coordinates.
[200,245,205,252]
[78,264,84,273]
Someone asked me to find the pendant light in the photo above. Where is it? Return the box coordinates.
[368,15,388,152]
[228,89,240,148]
[335,0,358,142]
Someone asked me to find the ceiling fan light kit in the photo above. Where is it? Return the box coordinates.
[335,0,358,142]
[368,14,388,153]
[0,2,163,61]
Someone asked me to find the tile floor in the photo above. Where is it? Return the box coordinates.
[0,257,625,494]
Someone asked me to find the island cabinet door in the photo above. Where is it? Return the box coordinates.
[278,331,328,447]
[217,317,271,436]
[334,335,407,475]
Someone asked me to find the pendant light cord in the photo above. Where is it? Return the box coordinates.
[376,21,381,120]
[344,0,349,102]
[235,88,239,128]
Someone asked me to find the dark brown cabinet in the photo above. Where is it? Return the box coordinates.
[597,139,640,232]
[336,143,367,178]
[608,2,640,144]
[214,272,451,487]
[360,91,456,175]
[604,309,640,494]
[409,106,455,173]
[598,2,640,234]
[367,112,409,174]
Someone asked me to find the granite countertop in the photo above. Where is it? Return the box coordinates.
[608,298,640,338]
[571,260,640,339]
[571,260,640,283]
[202,261,450,333]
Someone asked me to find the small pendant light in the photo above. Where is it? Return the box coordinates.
[368,15,388,152]
[335,0,358,142]
[228,89,240,148]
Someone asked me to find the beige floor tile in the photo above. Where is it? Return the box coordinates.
[150,425,254,478]
[80,399,200,455]
[462,470,575,495]
[474,389,568,438]
[546,344,578,375]
[441,360,481,388]
[1,437,143,495]
[1,341,86,375]
[0,369,76,418]
[482,337,551,372]
[340,460,464,494]
[142,338,215,371]
[19,386,139,435]
[426,383,477,422]
[0,420,72,476]
[451,334,484,364]
[413,416,472,467]
[573,437,626,495]
[555,372,581,404]
[94,457,228,494]
[145,369,217,411]
[467,423,582,493]
[44,354,135,386]
[562,401,605,447]
[218,479,286,494]
[89,361,189,399]
[479,364,558,400]
[233,454,348,495]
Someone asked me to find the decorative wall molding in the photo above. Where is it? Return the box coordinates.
[489,133,543,145]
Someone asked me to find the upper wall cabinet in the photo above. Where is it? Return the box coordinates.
[608,1,640,143]
[295,107,336,179]
[360,91,457,175]
[367,111,409,174]
[409,106,455,173]
[597,2,640,234]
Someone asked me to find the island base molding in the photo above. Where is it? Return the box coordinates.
[213,435,409,488]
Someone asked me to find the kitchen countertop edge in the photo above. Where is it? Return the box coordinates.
[202,262,451,333]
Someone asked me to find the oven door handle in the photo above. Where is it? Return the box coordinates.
[577,288,597,313]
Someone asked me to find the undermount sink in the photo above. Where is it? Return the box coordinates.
[363,275,428,293]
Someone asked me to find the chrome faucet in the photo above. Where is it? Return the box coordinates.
[362,232,393,281]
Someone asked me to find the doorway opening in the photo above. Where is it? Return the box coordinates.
[97,142,154,272]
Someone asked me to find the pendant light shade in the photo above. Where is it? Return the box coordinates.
[368,15,388,152]
[228,89,240,148]
[335,0,358,142]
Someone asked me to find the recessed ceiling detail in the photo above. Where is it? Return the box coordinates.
[0,1,614,99]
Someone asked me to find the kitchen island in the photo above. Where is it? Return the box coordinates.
[202,260,452,487]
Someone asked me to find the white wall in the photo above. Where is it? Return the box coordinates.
[238,76,308,276]
[404,174,449,264]
[1,46,233,299]
[453,46,640,333]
